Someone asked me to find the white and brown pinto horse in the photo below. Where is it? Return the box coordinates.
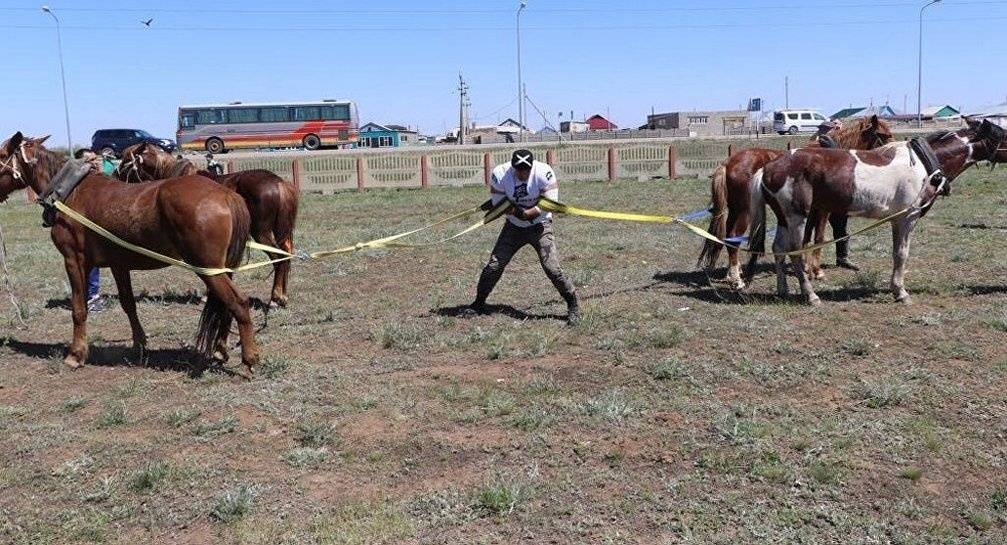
[745,119,1004,305]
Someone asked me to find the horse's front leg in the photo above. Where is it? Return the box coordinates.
[890,219,915,303]
[110,266,147,353]
[62,254,89,368]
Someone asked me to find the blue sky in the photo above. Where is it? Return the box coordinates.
[2,0,1006,146]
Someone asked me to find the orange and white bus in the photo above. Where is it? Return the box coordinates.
[176,100,359,153]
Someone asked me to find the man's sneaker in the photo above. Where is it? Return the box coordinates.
[461,300,488,317]
[566,304,581,326]
[836,258,860,271]
[87,295,106,313]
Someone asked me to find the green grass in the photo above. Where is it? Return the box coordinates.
[2,166,1006,543]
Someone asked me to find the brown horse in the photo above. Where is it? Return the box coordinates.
[118,143,299,308]
[697,115,894,287]
[746,120,1003,305]
[0,132,260,376]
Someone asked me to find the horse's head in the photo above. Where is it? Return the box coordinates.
[0,132,51,202]
[117,142,162,182]
[964,117,1005,164]
[860,115,894,149]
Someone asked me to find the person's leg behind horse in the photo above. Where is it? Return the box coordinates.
[830,213,858,270]
[529,223,579,324]
[786,213,820,305]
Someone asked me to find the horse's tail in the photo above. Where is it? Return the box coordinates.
[274,177,299,252]
[195,194,250,357]
[697,163,729,270]
[747,169,768,257]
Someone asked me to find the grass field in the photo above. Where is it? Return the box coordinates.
[1,169,1006,544]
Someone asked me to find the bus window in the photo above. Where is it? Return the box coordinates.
[293,106,320,121]
[179,111,196,129]
[259,107,289,122]
[228,108,259,124]
[321,104,350,121]
[197,109,226,125]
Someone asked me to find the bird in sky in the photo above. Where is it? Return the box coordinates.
[141,18,153,27]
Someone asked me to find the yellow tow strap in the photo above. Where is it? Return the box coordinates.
[53,199,511,276]
[537,197,911,258]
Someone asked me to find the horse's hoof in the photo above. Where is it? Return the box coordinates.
[236,365,253,380]
[270,296,288,309]
[212,348,229,363]
[896,295,913,305]
[63,356,84,369]
[808,296,822,307]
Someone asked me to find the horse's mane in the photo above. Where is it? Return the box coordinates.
[829,117,893,149]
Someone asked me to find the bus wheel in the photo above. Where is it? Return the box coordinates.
[302,134,321,151]
[206,138,224,154]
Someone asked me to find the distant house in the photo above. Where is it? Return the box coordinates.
[538,126,558,135]
[586,114,617,131]
[644,110,748,136]
[560,120,589,133]
[497,118,529,132]
[358,122,419,148]
[972,103,1007,128]
[831,105,899,120]
[921,104,961,119]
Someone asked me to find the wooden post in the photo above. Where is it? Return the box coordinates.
[483,153,492,186]
[291,158,302,191]
[546,149,555,166]
[606,146,616,182]
[420,154,429,188]
[356,156,365,190]
[727,144,734,158]
[226,160,235,175]
[668,145,678,179]
[787,141,793,151]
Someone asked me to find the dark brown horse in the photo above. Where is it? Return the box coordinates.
[0,132,260,376]
[118,143,299,307]
[745,120,1003,305]
[697,116,894,287]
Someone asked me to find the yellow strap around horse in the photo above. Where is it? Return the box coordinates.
[537,197,910,258]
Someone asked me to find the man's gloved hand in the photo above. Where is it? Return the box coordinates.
[479,198,494,211]
[511,207,529,220]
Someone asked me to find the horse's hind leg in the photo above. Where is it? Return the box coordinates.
[254,228,288,308]
[110,266,147,353]
[804,211,828,280]
[201,274,260,377]
[772,226,790,298]
[725,209,748,289]
[788,216,820,306]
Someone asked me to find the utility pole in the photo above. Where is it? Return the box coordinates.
[457,73,469,145]
[516,1,527,143]
[917,0,942,128]
[42,6,72,157]
[785,76,789,109]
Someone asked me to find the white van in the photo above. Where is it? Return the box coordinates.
[773,110,827,134]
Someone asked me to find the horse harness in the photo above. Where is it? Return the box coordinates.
[40,159,93,228]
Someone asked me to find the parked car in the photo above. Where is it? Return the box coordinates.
[90,129,176,157]
[772,110,828,135]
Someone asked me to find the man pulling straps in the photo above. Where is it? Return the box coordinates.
[469,149,580,324]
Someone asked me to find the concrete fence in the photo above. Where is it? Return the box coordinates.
[224,136,800,194]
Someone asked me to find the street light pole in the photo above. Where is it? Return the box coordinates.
[917,0,941,129]
[516,1,527,143]
[42,6,73,157]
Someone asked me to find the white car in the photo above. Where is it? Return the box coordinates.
[773,110,827,135]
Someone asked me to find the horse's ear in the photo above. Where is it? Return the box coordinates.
[33,134,51,145]
[869,114,879,128]
[4,132,23,155]
[966,117,981,130]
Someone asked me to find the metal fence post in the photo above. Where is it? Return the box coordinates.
[226,160,235,175]
[356,156,365,190]
[668,145,678,179]
[291,158,302,192]
[607,146,616,182]
[420,154,429,188]
[546,149,555,166]
[483,153,492,186]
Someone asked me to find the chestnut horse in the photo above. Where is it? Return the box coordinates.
[0,132,260,376]
[697,116,894,287]
[745,120,1004,305]
[118,143,299,307]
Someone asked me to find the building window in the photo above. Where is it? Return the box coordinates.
[688,116,709,125]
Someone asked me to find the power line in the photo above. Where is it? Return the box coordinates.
[2,15,1006,32]
[2,1,1005,14]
